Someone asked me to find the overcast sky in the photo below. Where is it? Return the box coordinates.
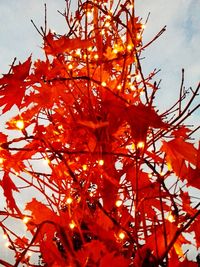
[0,0,199,263]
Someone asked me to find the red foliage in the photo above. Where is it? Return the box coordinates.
[0,0,199,266]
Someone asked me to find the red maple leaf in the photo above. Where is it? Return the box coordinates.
[126,103,167,141]
[172,126,191,138]
[161,138,197,179]
[0,56,32,112]
[25,198,59,226]
[0,172,20,213]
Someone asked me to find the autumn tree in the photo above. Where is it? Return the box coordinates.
[0,0,199,266]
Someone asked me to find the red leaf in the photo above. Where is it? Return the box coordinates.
[161,138,197,178]
[0,172,20,213]
[187,166,200,189]
[0,132,8,143]
[0,56,31,85]
[0,56,32,112]
[126,103,167,141]
[172,126,191,138]
[25,198,59,226]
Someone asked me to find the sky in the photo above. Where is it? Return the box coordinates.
[136,0,200,112]
[0,0,199,263]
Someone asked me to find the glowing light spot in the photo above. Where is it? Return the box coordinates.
[127,44,133,51]
[118,231,125,240]
[0,158,4,164]
[68,55,72,60]
[131,143,136,150]
[82,164,87,171]
[113,48,118,54]
[117,84,122,90]
[69,222,76,229]
[148,173,153,178]
[66,197,73,204]
[106,15,111,20]
[76,49,81,56]
[101,82,106,87]
[94,54,99,60]
[167,162,172,171]
[141,24,146,29]
[88,46,93,51]
[115,200,123,207]
[136,33,141,40]
[23,216,30,224]
[167,213,175,223]
[16,120,24,130]
[105,21,110,27]
[98,159,104,166]
[87,11,92,17]
[58,125,63,130]
[137,141,144,149]
[68,64,73,70]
